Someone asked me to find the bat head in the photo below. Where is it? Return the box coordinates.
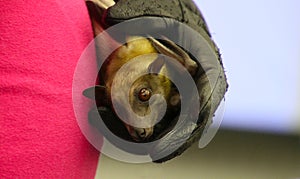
[108,51,175,142]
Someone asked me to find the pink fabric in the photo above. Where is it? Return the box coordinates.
[0,0,100,178]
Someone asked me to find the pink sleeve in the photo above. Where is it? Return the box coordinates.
[0,1,100,178]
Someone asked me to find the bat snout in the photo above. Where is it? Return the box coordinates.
[125,124,153,141]
[134,127,153,141]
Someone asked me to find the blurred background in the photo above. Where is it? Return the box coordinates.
[96,0,300,178]
[197,0,300,135]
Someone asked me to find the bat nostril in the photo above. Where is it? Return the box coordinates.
[134,128,153,141]
[136,128,146,138]
[141,129,147,137]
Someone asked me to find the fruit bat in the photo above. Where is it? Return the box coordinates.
[84,35,198,141]
[84,0,228,163]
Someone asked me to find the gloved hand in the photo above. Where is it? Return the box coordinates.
[85,0,228,163]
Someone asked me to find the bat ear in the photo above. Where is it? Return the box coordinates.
[82,85,106,101]
[85,0,115,36]
[148,37,198,76]
[148,56,166,74]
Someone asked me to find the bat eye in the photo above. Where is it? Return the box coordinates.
[138,88,152,102]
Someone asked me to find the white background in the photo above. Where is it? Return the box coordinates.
[194,0,300,134]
